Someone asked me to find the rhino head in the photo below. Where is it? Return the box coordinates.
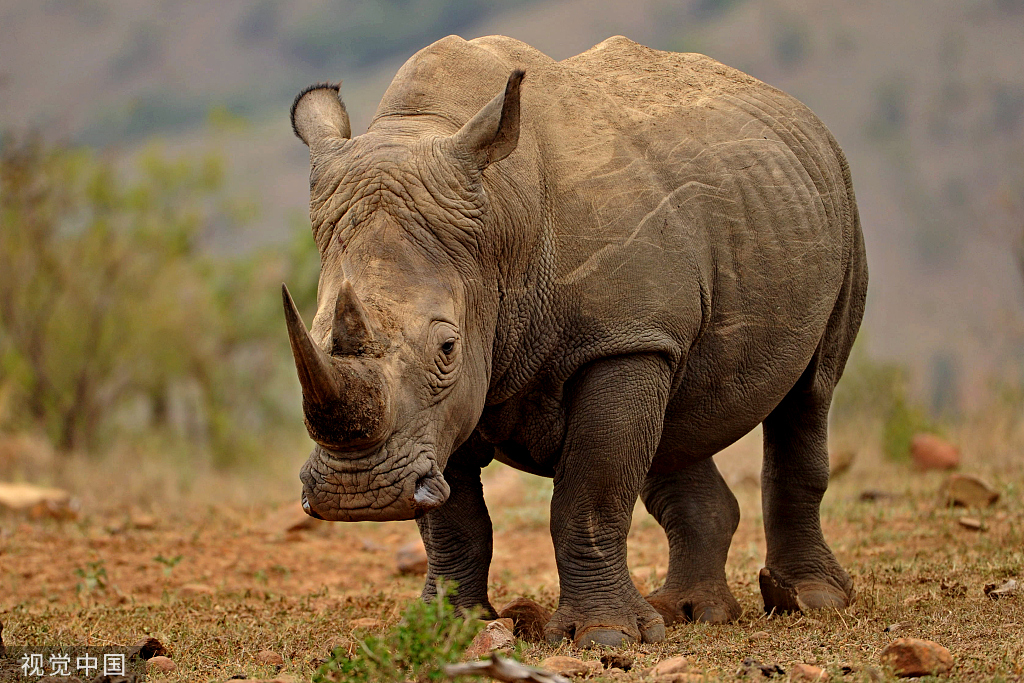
[284,71,524,522]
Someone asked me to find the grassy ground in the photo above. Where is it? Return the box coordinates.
[1,425,1022,682]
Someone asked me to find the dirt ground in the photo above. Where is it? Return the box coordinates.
[1,429,1022,682]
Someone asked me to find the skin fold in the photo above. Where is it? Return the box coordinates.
[284,35,867,647]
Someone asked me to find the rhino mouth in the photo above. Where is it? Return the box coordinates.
[299,444,450,522]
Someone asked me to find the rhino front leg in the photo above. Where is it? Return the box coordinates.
[759,379,854,613]
[641,457,742,625]
[545,354,670,648]
[417,436,497,618]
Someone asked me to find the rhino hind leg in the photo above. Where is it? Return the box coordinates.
[759,360,856,614]
[640,459,742,626]
[416,438,497,617]
[758,236,865,614]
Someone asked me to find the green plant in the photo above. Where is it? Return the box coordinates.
[153,554,183,576]
[0,134,317,466]
[313,583,482,683]
[74,560,108,594]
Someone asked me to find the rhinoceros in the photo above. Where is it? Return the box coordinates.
[284,34,867,647]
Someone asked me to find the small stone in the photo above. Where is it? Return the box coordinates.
[396,539,428,575]
[133,636,168,659]
[957,516,983,531]
[350,617,383,630]
[791,663,829,681]
[859,490,898,502]
[464,619,515,659]
[748,630,770,642]
[541,656,591,678]
[651,656,690,676]
[497,597,552,643]
[178,583,215,598]
[910,434,959,470]
[879,638,953,677]
[256,650,284,666]
[259,502,320,534]
[829,450,855,479]
[600,652,633,671]
[737,658,784,678]
[359,537,386,552]
[944,474,999,508]
[131,513,157,529]
[148,656,176,673]
[652,675,705,683]
[983,578,1018,599]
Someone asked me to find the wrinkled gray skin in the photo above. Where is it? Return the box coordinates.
[285,35,867,647]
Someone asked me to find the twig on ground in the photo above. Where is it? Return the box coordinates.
[443,653,571,683]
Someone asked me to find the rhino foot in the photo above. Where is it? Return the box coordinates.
[759,566,854,613]
[646,583,742,626]
[543,601,666,647]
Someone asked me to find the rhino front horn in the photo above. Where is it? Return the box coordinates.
[282,283,339,406]
[282,283,392,451]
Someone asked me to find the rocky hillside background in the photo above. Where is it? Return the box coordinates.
[2,0,1023,415]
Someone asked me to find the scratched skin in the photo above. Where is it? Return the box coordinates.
[283,35,867,647]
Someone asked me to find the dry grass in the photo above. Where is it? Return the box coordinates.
[1,422,1022,682]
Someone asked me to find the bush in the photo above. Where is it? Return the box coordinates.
[0,135,317,465]
[313,584,482,683]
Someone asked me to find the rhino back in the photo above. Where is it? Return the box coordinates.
[374,36,859,447]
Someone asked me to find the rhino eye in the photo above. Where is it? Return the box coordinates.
[441,339,455,355]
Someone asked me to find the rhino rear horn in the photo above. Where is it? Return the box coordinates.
[451,70,524,169]
[291,82,351,149]
[332,281,375,355]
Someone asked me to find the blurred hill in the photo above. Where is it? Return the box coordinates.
[2,0,1023,413]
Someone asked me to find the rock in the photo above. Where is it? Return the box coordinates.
[0,482,76,519]
[879,638,953,677]
[859,490,899,502]
[910,434,959,470]
[464,619,515,659]
[791,663,829,681]
[737,658,784,678]
[147,656,176,673]
[944,474,999,508]
[748,630,770,642]
[600,652,633,671]
[178,583,215,598]
[133,636,168,659]
[652,675,705,683]
[651,656,690,676]
[829,450,855,479]
[256,650,284,667]
[131,513,157,529]
[957,516,983,531]
[259,502,320,534]
[350,617,383,630]
[541,656,591,678]
[497,597,552,643]
[983,578,1018,599]
[359,537,386,552]
[396,539,428,575]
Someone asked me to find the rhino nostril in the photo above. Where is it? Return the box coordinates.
[302,494,325,520]
[413,472,450,509]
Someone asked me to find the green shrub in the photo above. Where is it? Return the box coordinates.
[0,135,317,465]
[313,584,482,683]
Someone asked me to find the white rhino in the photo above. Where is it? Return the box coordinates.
[283,35,867,647]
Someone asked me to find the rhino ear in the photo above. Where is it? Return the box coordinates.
[291,83,352,148]
[451,70,524,170]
